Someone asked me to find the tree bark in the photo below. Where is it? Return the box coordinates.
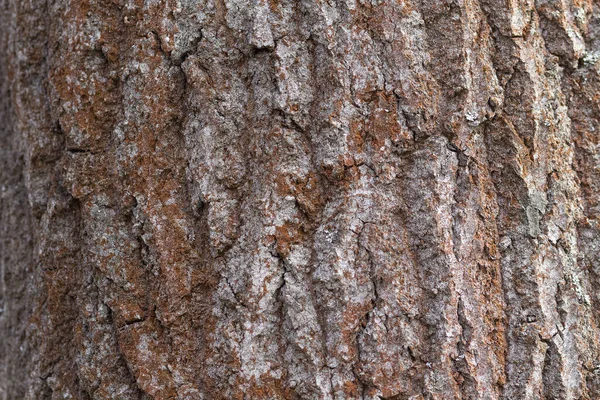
[2,0,600,399]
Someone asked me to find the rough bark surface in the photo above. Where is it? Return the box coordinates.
[2,0,600,399]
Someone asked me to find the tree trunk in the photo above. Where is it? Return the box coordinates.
[2,0,600,399]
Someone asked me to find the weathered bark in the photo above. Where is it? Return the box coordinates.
[2,0,600,398]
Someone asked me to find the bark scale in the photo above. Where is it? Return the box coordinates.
[2,0,600,399]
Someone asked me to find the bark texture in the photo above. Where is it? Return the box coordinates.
[2,0,600,399]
